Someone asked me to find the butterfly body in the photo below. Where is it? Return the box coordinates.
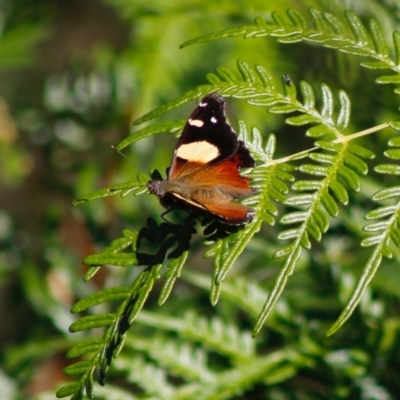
[148,93,256,226]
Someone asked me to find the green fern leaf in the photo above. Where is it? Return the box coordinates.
[345,11,369,46]
[64,362,92,377]
[322,11,346,36]
[254,134,376,335]
[56,382,82,398]
[126,335,212,381]
[372,186,400,200]
[83,230,139,273]
[337,91,351,130]
[394,31,400,66]
[270,104,302,114]
[116,120,185,150]
[84,252,139,268]
[205,219,262,305]
[158,250,188,305]
[299,81,315,109]
[181,8,400,87]
[116,354,174,398]
[199,123,292,306]
[376,74,400,84]
[185,272,267,318]
[183,312,255,358]
[133,89,211,125]
[70,314,116,332]
[72,175,148,206]
[253,245,302,336]
[328,136,400,335]
[369,19,389,57]
[361,60,391,70]
[180,16,271,48]
[67,339,103,359]
[71,287,131,313]
[237,60,256,85]
[126,265,164,324]
[59,261,167,398]
[286,114,321,126]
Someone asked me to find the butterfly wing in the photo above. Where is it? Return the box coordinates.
[172,141,256,224]
[168,93,241,180]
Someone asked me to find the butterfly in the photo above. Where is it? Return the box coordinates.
[148,93,256,226]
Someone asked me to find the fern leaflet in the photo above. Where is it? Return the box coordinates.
[181,7,400,90]
[327,134,400,335]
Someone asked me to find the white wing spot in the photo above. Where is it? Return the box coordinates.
[210,116,217,123]
[176,141,219,163]
[188,118,204,127]
[199,102,208,107]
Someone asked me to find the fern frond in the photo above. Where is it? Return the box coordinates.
[67,339,103,359]
[202,123,295,305]
[200,350,298,397]
[126,335,212,381]
[111,306,310,400]
[133,60,279,125]
[183,312,255,358]
[204,219,261,305]
[184,271,270,319]
[327,135,400,335]
[57,263,163,399]
[71,288,132,313]
[82,229,139,281]
[88,384,139,400]
[116,120,185,150]
[158,250,188,305]
[181,8,400,85]
[137,310,255,359]
[58,215,199,398]
[253,140,375,336]
[134,91,211,125]
[115,354,174,398]
[72,175,149,207]
[134,61,349,151]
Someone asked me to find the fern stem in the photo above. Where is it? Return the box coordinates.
[341,122,390,142]
[261,122,390,167]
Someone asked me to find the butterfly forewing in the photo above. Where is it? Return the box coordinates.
[168,93,239,180]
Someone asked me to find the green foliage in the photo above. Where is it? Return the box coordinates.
[56,6,400,398]
[72,175,149,206]
[49,271,395,399]
[3,1,400,399]
[0,23,49,69]
[327,132,400,336]
[181,7,400,76]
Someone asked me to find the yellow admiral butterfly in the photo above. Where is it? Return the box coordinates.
[148,93,256,226]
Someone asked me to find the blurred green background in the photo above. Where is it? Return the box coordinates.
[1,0,400,399]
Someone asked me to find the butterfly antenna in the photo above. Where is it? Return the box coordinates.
[111,145,147,174]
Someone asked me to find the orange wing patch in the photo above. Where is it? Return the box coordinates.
[198,197,251,223]
[184,155,254,195]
